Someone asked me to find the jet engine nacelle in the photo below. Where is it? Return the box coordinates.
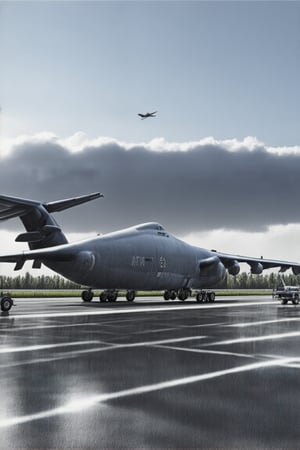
[250,262,263,274]
[227,260,240,276]
[199,256,226,286]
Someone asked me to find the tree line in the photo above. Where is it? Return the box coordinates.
[218,272,300,290]
[0,273,80,290]
[1,271,300,290]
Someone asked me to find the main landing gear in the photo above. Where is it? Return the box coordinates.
[82,288,216,304]
[81,289,136,303]
[196,290,215,303]
[99,290,119,303]
[163,288,192,301]
[1,294,14,312]
[163,289,216,303]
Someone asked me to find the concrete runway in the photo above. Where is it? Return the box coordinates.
[1,295,300,449]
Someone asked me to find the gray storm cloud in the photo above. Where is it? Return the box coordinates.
[0,136,300,235]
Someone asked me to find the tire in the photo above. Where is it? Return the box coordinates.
[170,291,177,300]
[126,291,135,302]
[81,290,93,302]
[164,291,171,301]
[100,292,107,303]
[178,288,189,301]
[1,296,13,312]
[108,292,117,302]
[196,292,203,303]
[201,292,208,302]
[281,298,288,305]
[208,292,215,303]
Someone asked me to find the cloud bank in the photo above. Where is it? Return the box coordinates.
[1,133,300,236]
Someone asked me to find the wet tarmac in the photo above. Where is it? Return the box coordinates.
[1,295,300,449]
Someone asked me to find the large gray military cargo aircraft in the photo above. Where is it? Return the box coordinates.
[1,192,300,312]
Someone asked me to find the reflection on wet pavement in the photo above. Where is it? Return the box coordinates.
[1,295,300,449]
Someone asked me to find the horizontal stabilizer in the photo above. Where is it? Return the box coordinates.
[15,231,44,243]
[0,192,103,222]
[0,244,76,270]
[46,193,103,213]
[15,225,62,242]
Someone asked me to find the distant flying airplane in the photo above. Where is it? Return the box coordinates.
[0,192,300,312]
[138,111,157,120]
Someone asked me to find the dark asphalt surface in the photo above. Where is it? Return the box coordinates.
[1,295,300,449]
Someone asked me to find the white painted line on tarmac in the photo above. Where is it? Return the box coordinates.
[204,330,300,346]
[3,300,276,320]
[232,317,300,328]
[0,336,207,368]
[153,344,257,359]
[280,363,300,369]
[2,322,113,332]
[261,353,300,370]
[227,318,300,328]
[132,327,187,335]
[0,340,101,354]
[177,322,228,329]
[117,335,207,347]
[1,356,299,428]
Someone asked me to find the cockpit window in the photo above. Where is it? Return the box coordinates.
[136,223,165,231]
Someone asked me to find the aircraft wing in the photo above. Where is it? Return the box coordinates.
[0,244,77,271]
[215,251,300,275]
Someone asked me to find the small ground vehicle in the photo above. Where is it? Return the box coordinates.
[272,285,300,305]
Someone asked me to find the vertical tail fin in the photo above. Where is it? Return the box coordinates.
[0,192,103,250]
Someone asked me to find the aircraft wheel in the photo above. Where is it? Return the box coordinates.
[108,292,118,302]
[81,290,93,302]
[100,292,107,303]
[208,292,215,303]
[170,290,177,300]
[178,288,188,301]
[164,290,171,301]
[196,292,203,303]
[1,296,13,312]
[126,290,136,302]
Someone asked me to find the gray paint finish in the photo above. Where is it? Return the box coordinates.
[0,193,299,292]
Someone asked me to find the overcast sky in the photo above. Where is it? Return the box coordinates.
[0,1,300,276]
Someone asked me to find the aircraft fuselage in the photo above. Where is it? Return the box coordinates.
[45,223,226,290]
